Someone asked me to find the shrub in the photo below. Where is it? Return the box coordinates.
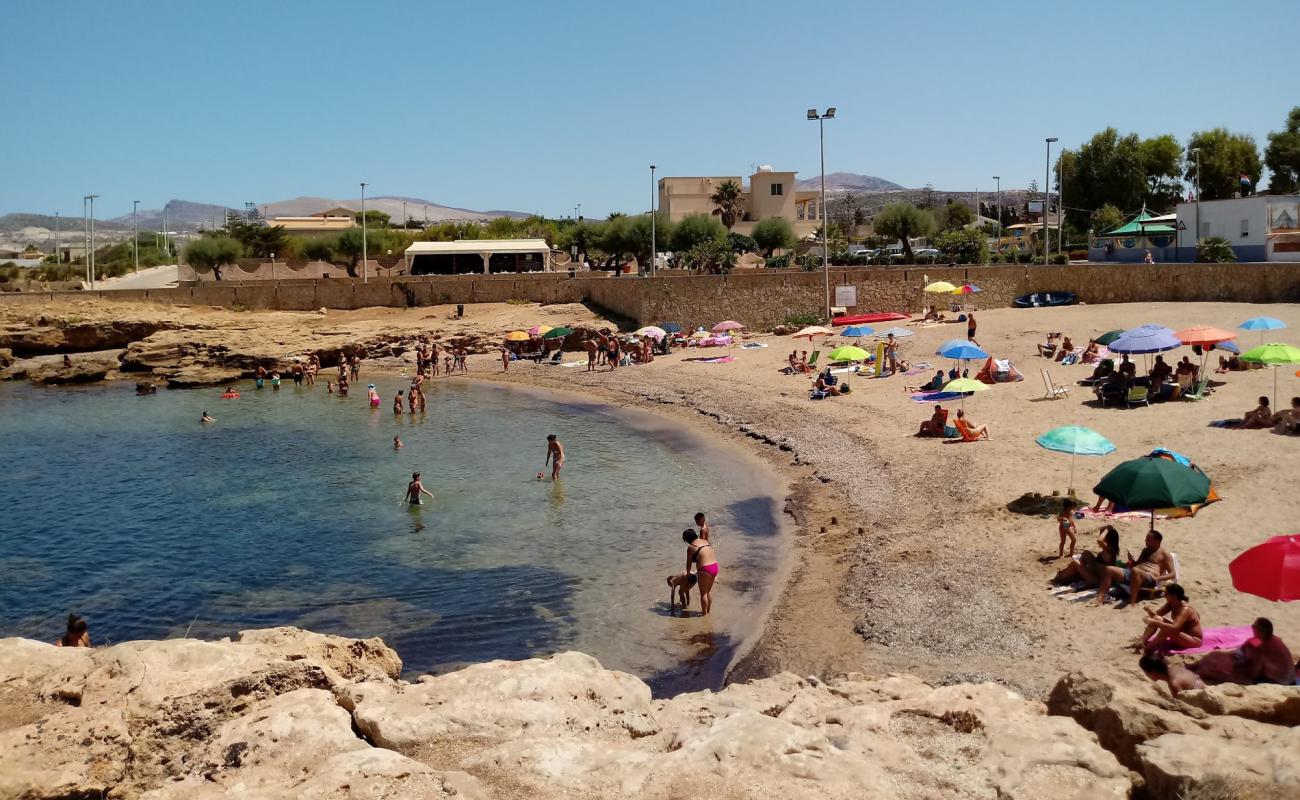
[764,254,791,268]
[785,312,823,327]
[798,253,821,271]
[1017,251,1034,264]
[670,213,727,253]
[727,232,759,254]
[1197,236,1237,263]
[1052,253,1069,265]
[681,239,736,274]
[752,216,797,255]
[933,228,989,265]
[988,253,1002,264]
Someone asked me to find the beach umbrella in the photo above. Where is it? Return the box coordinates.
[841,325,875,337]
[542,326,574,339]
[636,325,666,339]
[1093,456,1210,530]
[660,323,683,333]
[877,326,914,338]
[1175,326,1236,346]
[1240,342,1300,408]
[504,331,530,342]
[1094,330,1125,346]
[828,345,870,363]
[1217,340,1241,354]
[942,377,988,410]
[952,283,981,294]
[936,340,988,360]
[1107,325,1182,354]
[689,330,709,339]
[791,325,834,340]
[924,281,958,293]
[1035,426,1116,496]
[1230,535,1300,602]
[527,325,553,336]
[712,320,745,332]
[1239,316,1287,346]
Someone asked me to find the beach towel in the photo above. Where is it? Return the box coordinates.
[559,361,586,368]
[1209,419,1243,428]
[903,362,934,376]
[1157,626,1252,655]
[684,356,734,364]
[739,342,767,350]
[1079,508,1172,522]
[910,391,965,403]
[830,366,860,375]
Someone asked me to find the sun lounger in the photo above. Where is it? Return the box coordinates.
[1040,369,1069,399]
[1125,385,1150,407]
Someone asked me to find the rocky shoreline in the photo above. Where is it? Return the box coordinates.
[1,627,1294,799]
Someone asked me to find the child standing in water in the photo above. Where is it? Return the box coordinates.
[1057,500,1078,559]
[393,390,404,414]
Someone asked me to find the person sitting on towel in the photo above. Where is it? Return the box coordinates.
[1217,353,1243,373]
[916,404,948,437]
[1053,336,1076,362]
[1037,332,1061,357]
[1239,396,1275,429]
[1080,340,1101,364]
[905,370,945,393]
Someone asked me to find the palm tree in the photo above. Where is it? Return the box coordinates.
[709,180,746,230]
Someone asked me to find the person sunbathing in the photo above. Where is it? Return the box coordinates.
[953,408,989,440]
[1275,397,1300,434]
[1053,525,1120,586]
[1080,340,1101,364]
[1139,653,1204,696]
[1240,396,1275,428]
[1095,530,1175,607]
[1037,332,1061,357]
[1216,353,1243,373]
[924,305,945,322]
[1133,583,1202,653]
[916,404,949,437]
[1053,336,1076,362]
[905,370,946,393]
[814,374,844,396]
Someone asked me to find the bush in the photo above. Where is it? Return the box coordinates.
[988,253,1002,264]
[1017,252,1034,264]
[1197,236,1237,263]
[1052,253,1069,265]
[670,214,727,253]
[302,237,336,262]
[785,312,823,327]
[681,239,736,274]
[1068,248,1089,260]
[727,232,758,254]
[797,253,821,271]
[933,228,989,265]
[764,254,791,268]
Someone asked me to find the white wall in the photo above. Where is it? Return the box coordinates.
[1175,196,1269,250]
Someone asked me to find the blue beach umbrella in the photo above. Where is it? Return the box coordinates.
[1239,316,1287,346]
[660,323,683,333]
[1036,425,1116,496]
[936,340,989,360]
[1107,325,1182,355]
[841,325,875,337]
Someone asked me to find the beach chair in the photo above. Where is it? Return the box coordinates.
[1125,386,1150,407]
[1183,378,1211,401]
[1040,369,1069,400]
[806,350,820,370]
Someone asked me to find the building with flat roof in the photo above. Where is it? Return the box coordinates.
[658,167,825,238]
[405,239,551,274]
[267,215,356,238]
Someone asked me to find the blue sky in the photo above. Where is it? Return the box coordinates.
[3,0,1296,219]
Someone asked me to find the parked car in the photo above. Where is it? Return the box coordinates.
[913,248,940,258]
[846,244,869,256]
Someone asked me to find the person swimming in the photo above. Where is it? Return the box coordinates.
[201,411,215,423]
[393,436,403,450]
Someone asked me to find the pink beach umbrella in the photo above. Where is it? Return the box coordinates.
[711,320,744,353]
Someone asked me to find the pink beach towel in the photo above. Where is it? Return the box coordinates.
[1160,626,1252,655]
[1079,508,1171,522]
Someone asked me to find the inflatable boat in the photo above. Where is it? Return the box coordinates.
[1013,292,1077,309]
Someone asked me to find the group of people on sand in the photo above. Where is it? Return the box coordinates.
[666,512,720,616]
[416,339,468,377]
[1038,334,1104,366]
[914,403,990,441]
[1232,395,1300,432]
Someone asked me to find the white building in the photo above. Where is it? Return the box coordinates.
[1175,195,1300,262]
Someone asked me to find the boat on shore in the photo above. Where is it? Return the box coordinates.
[1014,292,1077,309]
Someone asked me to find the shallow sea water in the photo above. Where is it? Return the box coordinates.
[0,377,785,693]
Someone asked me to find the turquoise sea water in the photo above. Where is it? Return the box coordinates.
[0,378,784,692]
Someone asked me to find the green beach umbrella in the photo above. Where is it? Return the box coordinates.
[942,377,988,410]
[1240,342,1300,408]
[1094,330,1125,346]
[1093,455,1210,529]
[828,345,870,362]
[542,326,574,339]
[1036,426,1116,496]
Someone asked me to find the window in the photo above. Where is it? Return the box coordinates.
[1200,221,1210,238]
[1240,219,1249,238]
[770,183,783,196]
[796,204,805,221]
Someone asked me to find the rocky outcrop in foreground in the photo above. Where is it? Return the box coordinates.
[0,629,1294,799]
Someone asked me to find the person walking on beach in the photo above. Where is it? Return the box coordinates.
[585,337,597,371]
[406,472,434,505]
[545,434,565,480]
[966,311,978,344]
[55,614,90,647]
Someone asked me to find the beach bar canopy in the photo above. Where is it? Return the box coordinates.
[405,238,551,275]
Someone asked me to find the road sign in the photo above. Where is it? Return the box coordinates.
[1176,220,1187,231]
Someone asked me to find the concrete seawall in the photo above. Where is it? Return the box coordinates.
[4,263,1299,330]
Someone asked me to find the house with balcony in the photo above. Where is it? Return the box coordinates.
[658,166,826,238]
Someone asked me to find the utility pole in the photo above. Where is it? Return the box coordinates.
[54,212,60,263]
[360,181,368,283]
[650,164,657,276]
[1191,147,1202,257]
[132,200,140,272]
[808,107,837,320]
[1044,137,1058,266]
[992,176,1002,251]
[403,200,407,229]
[85,194,99,288]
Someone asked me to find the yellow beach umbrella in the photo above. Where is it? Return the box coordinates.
[943,377,988,410]
[504,331,530,341]
[924,281,958,293]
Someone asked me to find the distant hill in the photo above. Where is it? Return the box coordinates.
[258,195,528,224]
[0,213,129,234]
[111,200,238,231]
[794,172,907,193]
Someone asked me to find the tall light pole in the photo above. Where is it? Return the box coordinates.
[650,164,657,276]
[360,181,368,283]
[808,107,836,320]
[132,200,140,273]
[992,176,1002,251]
[81,197,88,277]
[54,212,60,264]
[1190,147,1202,255]
[402,200,407,229]
[85,194,99,288]
[1044,137,1058,266]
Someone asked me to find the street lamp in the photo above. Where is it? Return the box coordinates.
[1189,147,1202,255]
[1044,137,1058,266]
[132,200,140,273]
[270,252,276,281]
[992,176,1002,252]
[650,164,657,276]
[84,194,99,288]
[360,181,368,283]
[808,106,836,320]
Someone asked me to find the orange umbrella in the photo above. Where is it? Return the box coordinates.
[1174,326,1236,346]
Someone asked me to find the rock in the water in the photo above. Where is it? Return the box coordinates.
[164,364,245,388]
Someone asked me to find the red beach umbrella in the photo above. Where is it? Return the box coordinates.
[1229,535,1300,602]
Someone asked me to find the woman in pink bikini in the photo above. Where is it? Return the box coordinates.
[683,528,719,615]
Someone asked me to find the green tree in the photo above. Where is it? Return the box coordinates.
[1186,128,1261,200]
[354,209,391,227]
[682,239,736,274]
[751,216,796,256]
[708,179,746,230]
[1090,203,1125,234]
[670,213,726,253]
[184,236,242,281]
[1057,128,1146,230]
[1264,106,1300,194]
[933,228,988,264]
[301,237,336,262]
[727,232,758,254]
[937,199,974,231]
[1197,236,1236,263]
[873,203,935,261]
[1138,134,1184,209]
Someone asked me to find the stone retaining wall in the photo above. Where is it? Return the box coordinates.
[4,263,1298,330]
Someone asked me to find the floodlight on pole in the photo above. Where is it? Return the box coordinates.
[132,200,140,273]
[808,107,836,320]
[992,176,1002,248]
[1044,138,1058,266]
[1190,147,1202,253]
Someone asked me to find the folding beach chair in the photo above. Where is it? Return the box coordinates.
[1126,386,1150,407]
[1041,369,1069,400]
[1182,379,1211,401]
[806,350,820,370]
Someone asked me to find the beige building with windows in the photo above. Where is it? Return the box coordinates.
[658,166,825,238]
[265,214,356,238]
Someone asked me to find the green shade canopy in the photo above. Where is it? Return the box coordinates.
[1094,330,1125,346]
[1102,210,1175,236]
[828,346,870,362]
[1093,456,1210,512]
[542,326,574,339]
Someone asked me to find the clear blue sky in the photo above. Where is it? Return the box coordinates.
[3,0,1295,219]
